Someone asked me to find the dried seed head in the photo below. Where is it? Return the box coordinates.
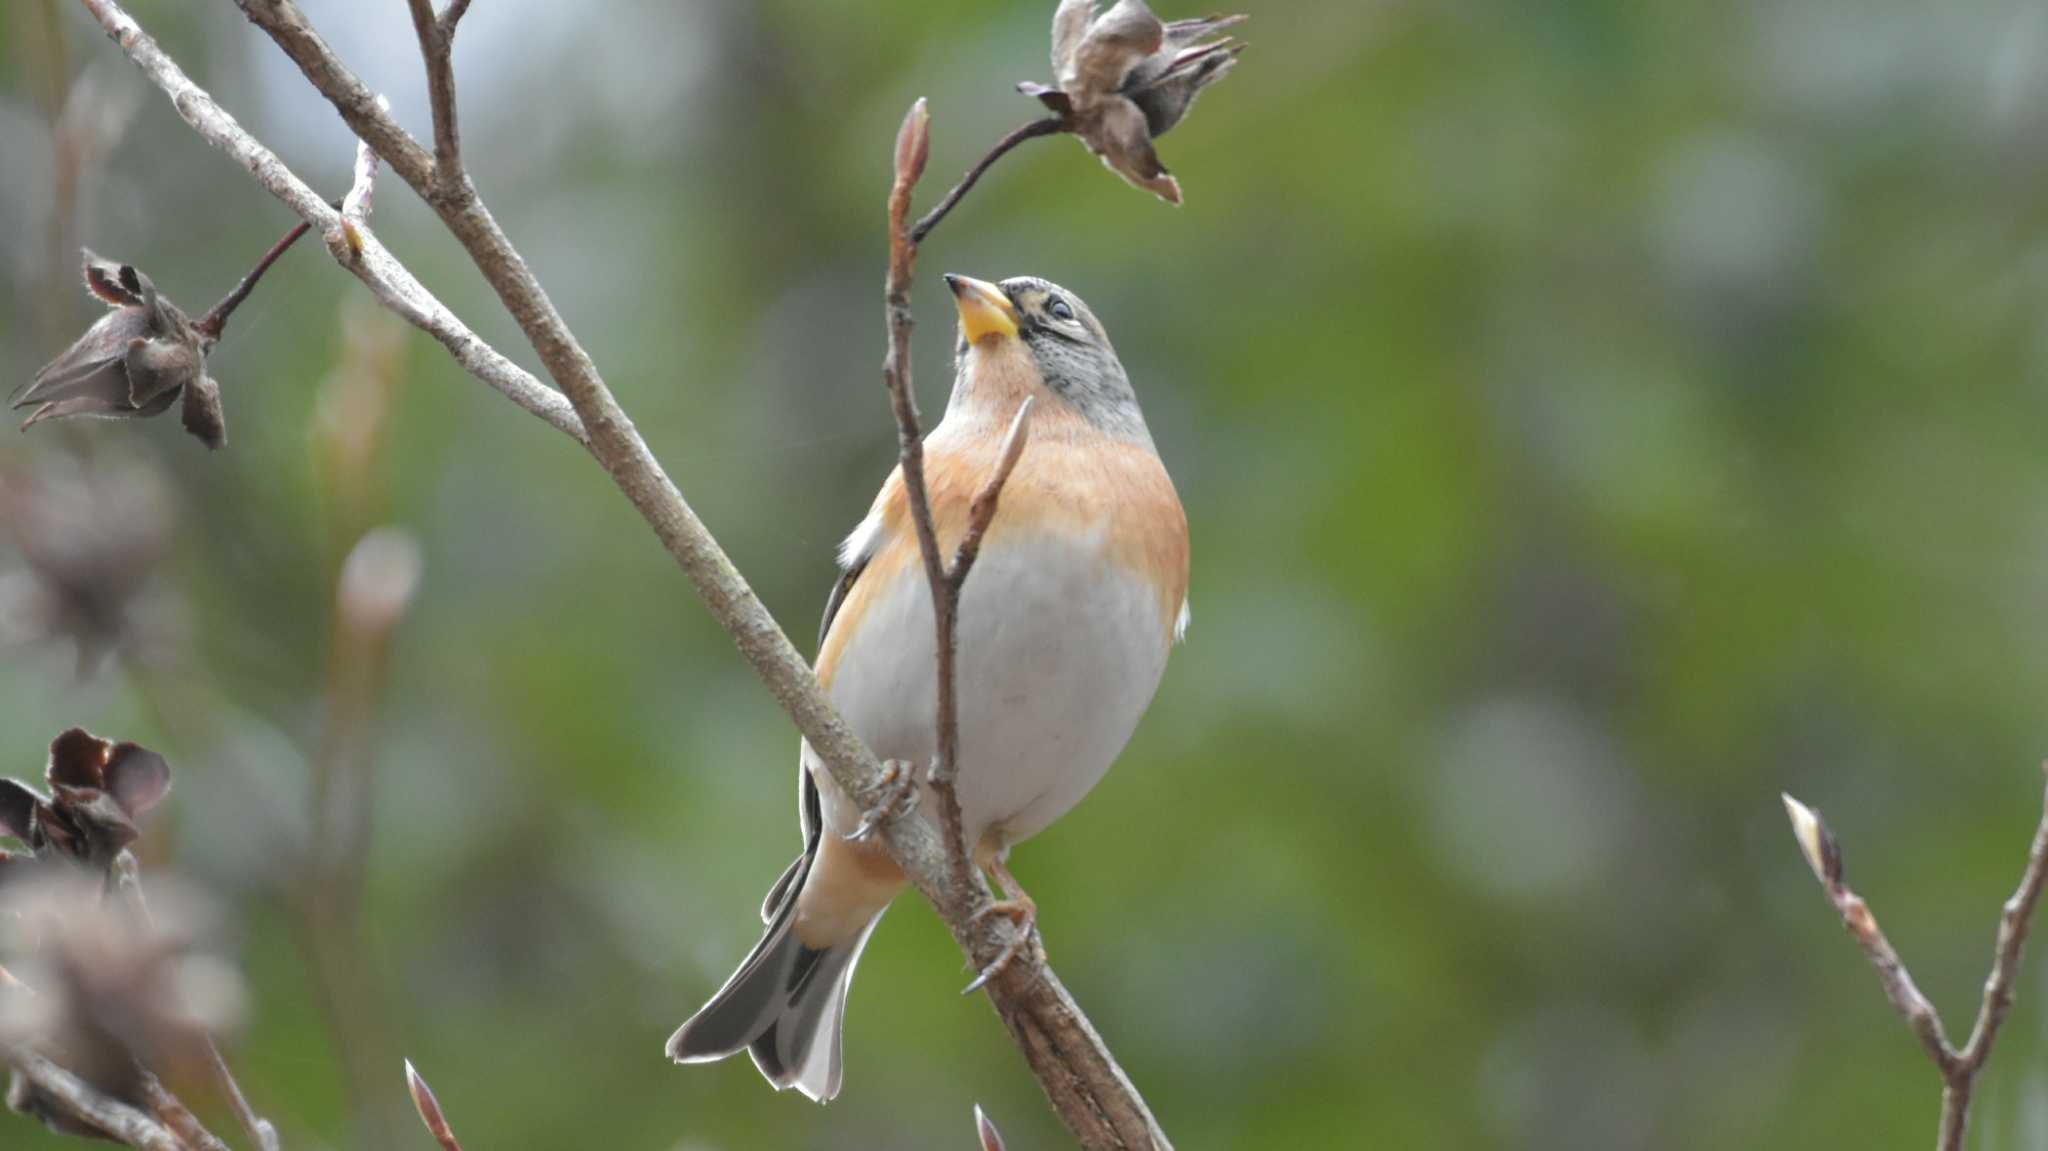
[0,730,173,876]
[180,374,227,450]
[18,218,310,451]
[12,251,219,448]
[1022,0,1245,204]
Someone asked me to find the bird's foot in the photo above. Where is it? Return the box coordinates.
[962,860,1040,995]
[849,759,920,842]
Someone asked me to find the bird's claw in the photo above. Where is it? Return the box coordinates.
[849,759,919,842]
[961,896,1039,996]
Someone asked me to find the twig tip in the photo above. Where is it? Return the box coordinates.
[895,97,932,188]
[975,1103,1008,1151]
[1782,792,1840,887]
[405,1057,465,1150]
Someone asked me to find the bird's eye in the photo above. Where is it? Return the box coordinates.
[1047,297,1076,322]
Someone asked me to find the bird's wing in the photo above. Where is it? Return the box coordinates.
[801,554,868,845]
[765,517,878,923]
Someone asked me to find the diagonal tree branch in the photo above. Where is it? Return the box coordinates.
[1783,768,2048,1150]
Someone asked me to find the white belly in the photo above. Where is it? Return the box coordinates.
[809,525,1169,849]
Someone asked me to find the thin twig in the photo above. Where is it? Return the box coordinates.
[403,0,463,194]
[882,104,1035,891]
[140,1074,233,1151]
[339,106,379,236]
[910,116,1065,245]
[878,100,978,896]
[114,857,282,1151]
[194,218,312,341]
[1783,769,2048,1150]
[953,396,1034,590]
[1,960,198,1151]
[1957,772,2048,1066]
[1779,797,1957,1074]
[877,96,1166,1148]
[199,1040,279,1151]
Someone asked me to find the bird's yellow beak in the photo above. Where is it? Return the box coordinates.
[946,274,1019,343]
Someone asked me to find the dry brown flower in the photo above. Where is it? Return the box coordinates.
[1019,0,1245,204]
[0,730,173,878]
[11,253,225,449]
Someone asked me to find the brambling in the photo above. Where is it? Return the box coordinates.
[666,274,1190,1101]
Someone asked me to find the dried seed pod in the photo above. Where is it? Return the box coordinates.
[12,251,223,449]
[1020,0,1245,204]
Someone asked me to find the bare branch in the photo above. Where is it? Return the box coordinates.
[140,1074,233,1151]
[1956,767,2048,1068]
[953,396,1034,594]
[884,98,950,629]
[876,93,1169,1148]
[911,117,1066,245]
[194,217,312,341]
[403,0,463,192]
[0,930,193,1151]
[75,0,586,444]
[877,98,977,894]
[115,857,281,1151]
[1779,795,1957,1074]
[6,1052,184,1151]
[1784,771,2048,1150]
[339,104,380,230]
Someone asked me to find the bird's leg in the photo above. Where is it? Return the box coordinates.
[849,759,921,842]
[963,855,1041,995]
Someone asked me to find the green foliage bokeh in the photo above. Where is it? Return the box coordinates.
[6,1,2048,1147]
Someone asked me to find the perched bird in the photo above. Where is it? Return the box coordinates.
[667,274,1190,1101]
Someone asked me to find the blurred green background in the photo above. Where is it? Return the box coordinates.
[5,0,2048,1147]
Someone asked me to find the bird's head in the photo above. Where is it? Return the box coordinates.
[944,273,1149,443]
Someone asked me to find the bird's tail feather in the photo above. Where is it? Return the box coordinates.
[667,851,884,1103]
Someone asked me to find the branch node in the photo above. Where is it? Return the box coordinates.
[1786,770,2048,1149]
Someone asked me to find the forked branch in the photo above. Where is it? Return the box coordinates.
[1783,768,2048,1150]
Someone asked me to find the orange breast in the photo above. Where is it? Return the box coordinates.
[816,402,1188,688]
